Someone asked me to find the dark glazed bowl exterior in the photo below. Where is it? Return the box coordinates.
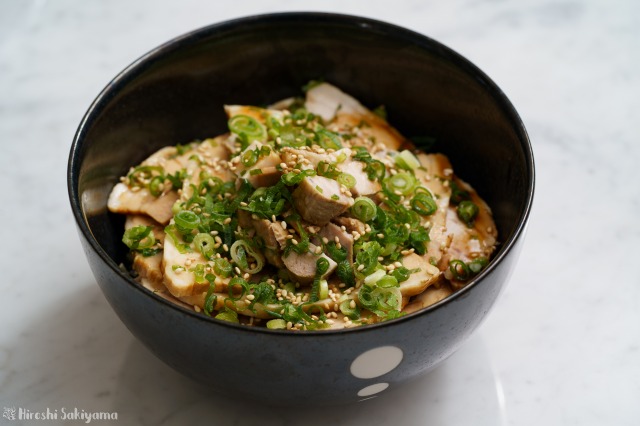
[68,13,534,405]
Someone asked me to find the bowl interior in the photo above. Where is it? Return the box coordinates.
[70,12,533,302]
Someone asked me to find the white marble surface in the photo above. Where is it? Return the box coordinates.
[1,0,638,425]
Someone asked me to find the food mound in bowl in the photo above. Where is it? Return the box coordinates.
[107,82,498,330]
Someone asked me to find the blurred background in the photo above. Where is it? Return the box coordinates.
[0,1,638,425]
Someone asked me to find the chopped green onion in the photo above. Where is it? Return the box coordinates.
[337,173,356,188]
[203,274,218,316]
[411,193,437,216]
[174,210,200,230]
[351,197,377,222]
[316,257,330,276]
[281,169,316,186]
[148,175,165,197]
[316,129,342,150]
[394,150,421,171]
[468,257,489,274]
[127,165,163,186]
[383,172,417,195]
[449,259,471,281]
[193,233,215,259]
[358,285,402,315]
[377,275,399,288]
[215,308,239,323]
[370,286,402,312]
[457,200,479,227]
[241,149,258,168]
[230,240,265,274]
[449,181,471,205]
[267,319,287,329]
[249,169,263,176]
[122,226,155,250]
[364,269,386,285]
[355,241,382,276]
[365,160,386,181]
[318,279,329,300]
[228,115,267,143]
[339,299,360,320]
[213,258,232,277]
[391,266,412,283]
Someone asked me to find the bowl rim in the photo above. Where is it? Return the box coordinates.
[68,11,535,337]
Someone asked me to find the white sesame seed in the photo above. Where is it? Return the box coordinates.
[223,244,229,252]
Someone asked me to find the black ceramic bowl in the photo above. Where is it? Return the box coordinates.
[68,12,534,405]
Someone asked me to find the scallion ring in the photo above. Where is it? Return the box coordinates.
[266,319,287,329]
[377,275,399,288]
[174,210,200,230]
[213,258,232,277]
[339,299,360,320]
[411,193,437,216]
[230,240,265,274]
[193,233,215,259]
[148,175,165,197]
[122,226,155,250]
[364,269,386,285]
[337,173,356,189]
[316,129,343,150]
[394,150,421,170]
[351,197,377,222]
[228,115,267,142]
[449,259,471,281]
[241,149,258,168]
[383,172,417,195]
[215,308,239,323]
[457,200,479,227]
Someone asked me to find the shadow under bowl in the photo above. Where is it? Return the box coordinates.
[68,12,534,405]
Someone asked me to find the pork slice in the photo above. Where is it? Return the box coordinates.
[318,222,354,264]
[280,147,335,171]
[125,215,166,292]
[403,279,453,314]
[224,105,285,124]
[338,159,381,197]
[440,177,498,289]
[252,218,288,268]
[232,141,282,184]
[162,226,230,298]
[292,176,354,225]
[333,217,366,236]
[413,153,453,266]
[398,253,441,297]
[304,83,405,149]
[108,145,193,224]
[109,183,179,225]
[281,244,337,284]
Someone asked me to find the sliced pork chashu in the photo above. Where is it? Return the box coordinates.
[108,146,192,224]
[292,176,354,225]
[124,215,166,292]
[304,83,405,150]
[403,280,454,314]
[414,153,453,267]
[440,177,498,289]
